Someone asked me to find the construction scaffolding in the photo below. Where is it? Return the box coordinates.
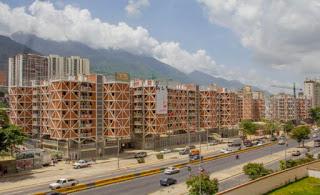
[8,87,33,135]
[217,89,239,129]
[270,93,296,122]
[199,88,217,130]
[104,81,131,138]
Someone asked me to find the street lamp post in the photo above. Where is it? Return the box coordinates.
[117,137,120,169]
[199,133,202,195]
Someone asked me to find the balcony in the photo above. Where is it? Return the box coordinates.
[134,98,142,102]
[32,91,38,95]
[134,90,143,95]
[134,112,143,117]
[134,128,143,133]
[33,106,39,110]
[80,133,93,138]
[134,106,143,110]
[134,121,143,125]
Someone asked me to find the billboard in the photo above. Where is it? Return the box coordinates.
[115,72,130,82]
[156,85,168,114]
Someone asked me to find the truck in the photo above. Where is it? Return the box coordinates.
[228,138,242,147]
[49,178,79,190]
[189,149,200,156]
[73,160,92,169]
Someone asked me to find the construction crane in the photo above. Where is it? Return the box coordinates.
[271,83,303,122]
[271,83,303,98]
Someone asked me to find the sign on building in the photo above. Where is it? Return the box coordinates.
[115,72,130,82]
[156,85,168,114]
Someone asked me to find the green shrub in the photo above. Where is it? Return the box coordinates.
[156,153,164,159]
[243,163,273,180]
[137,157,145,163]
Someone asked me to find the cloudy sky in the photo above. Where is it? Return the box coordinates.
[1,0,320,92]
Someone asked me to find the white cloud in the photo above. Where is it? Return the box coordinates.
[0,0,220,76]
[198,0,320,76]
[125,0,150,17]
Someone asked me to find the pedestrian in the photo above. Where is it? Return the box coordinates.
[3,167,7,175]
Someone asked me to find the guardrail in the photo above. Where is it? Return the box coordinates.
[33,142,274,195]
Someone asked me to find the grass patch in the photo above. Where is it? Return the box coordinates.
[268,177,320,195]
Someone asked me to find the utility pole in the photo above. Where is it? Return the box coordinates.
[117,137,120,169]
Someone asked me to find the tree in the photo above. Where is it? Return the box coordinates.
[0,108,9,128]
[290,125,311,147]
[310,107,320,124]
[240,120,258,138]
[186,173,219,195]
[283,121,294,133]
[0,125,26,156]
[243,163,273,180]
[263,120,280,136]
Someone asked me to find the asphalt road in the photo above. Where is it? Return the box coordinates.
[3,147,224,195]
[73,140,301,195]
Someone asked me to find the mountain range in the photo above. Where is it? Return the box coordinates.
[0,32,262,91]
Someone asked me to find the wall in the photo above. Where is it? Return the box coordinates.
[218,160,320,195]
[308,169,320,178]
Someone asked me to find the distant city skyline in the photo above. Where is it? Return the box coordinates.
[1,0,320,92]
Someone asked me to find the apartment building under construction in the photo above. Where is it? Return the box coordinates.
[8,53,269,156]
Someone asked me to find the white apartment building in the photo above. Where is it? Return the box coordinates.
[9,54,90,87]
[304,79,320,108]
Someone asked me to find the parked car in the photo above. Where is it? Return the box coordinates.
[49,178,79,190]
[188,145,196,149]
[208,140,219,146]
[243,140,253,147]
[278,139,286,145]
[73,160,91,169]
[179,148,190,155]
[189,154,203,161]
[220,148,233,154]
[160,149,172,154]
[160,178,177,186]
[270,136,277,141]
[134,152,147,158]
[312,133,318,139]
[164,167,180,175]
[257,140,264,146]
[292,150,301,156]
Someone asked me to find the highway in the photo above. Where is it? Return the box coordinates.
[72,140,302,195]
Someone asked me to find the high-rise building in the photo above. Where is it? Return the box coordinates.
[304,79,320,108]
[217,88,239,128]
[297,92,312,120]
[270,93,296,122]
[252,91,266,121]
[237,86,254,120]
[48,55,90,80]
[8,54,48,87]
[8,54,90,87]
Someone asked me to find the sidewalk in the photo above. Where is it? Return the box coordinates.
[0,143,227,193]
[149,142,314,195]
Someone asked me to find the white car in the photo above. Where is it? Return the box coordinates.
[160,149,172,154]
[73,160,91,169]
[49,178,78,190]
[164,167,180,175]
[220,148,233,154]
[313,134,318,138]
